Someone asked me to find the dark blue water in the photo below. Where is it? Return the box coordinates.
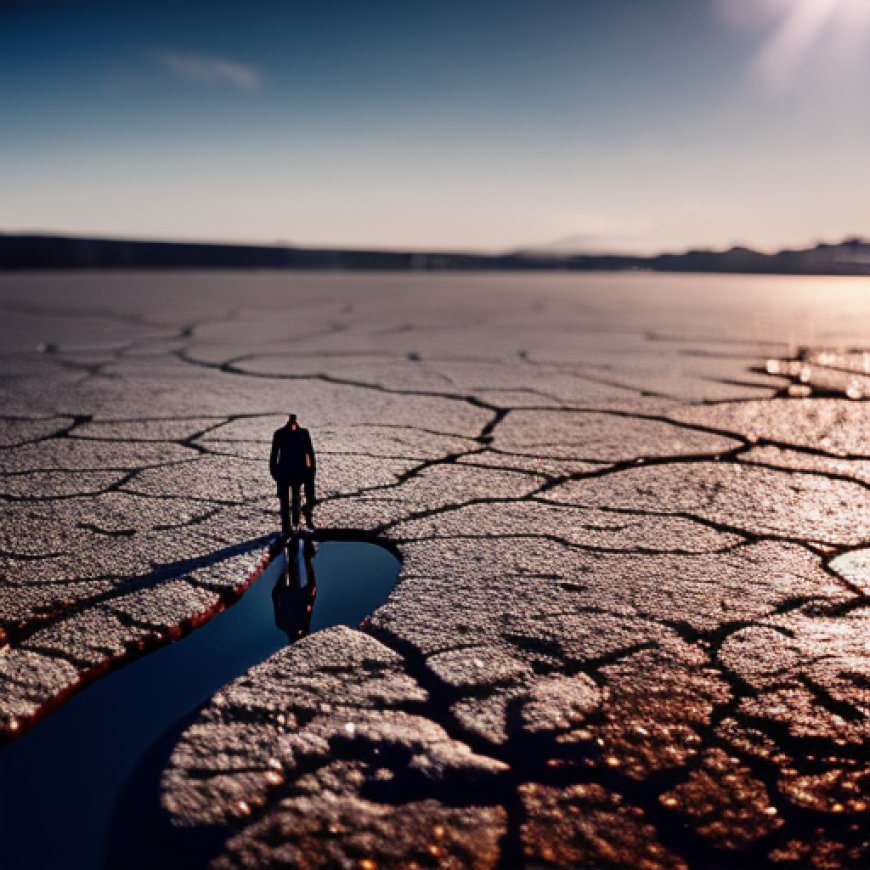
[0,538,400,869]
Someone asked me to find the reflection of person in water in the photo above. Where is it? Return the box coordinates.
[272,536,317,643]
[269,412,317,536]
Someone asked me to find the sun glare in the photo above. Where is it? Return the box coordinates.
[725,0,870,93]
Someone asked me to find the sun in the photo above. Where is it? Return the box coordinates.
[746,0,870,93]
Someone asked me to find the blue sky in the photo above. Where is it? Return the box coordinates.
[2,0,869,252]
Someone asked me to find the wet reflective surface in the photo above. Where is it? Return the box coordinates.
[0,538,399,869]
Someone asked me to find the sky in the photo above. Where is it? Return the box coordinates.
[2,0,869,253]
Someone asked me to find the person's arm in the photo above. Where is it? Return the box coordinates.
[305,431,316,476]
[269,431,280,480]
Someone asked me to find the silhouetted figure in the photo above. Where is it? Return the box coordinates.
[269,413,317,536]
[272,536,317,643]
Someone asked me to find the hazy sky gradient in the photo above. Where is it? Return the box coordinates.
[2,0,869,252]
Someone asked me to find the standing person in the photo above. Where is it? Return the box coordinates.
[269,413,317,535]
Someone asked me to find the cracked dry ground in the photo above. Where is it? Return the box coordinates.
[1,271,869,869]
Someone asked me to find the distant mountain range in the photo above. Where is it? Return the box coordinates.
[2,233,870,275]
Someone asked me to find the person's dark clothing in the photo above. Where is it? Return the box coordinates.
[270,423,316,533]
[278,478,316,531]
[270,424,316,485]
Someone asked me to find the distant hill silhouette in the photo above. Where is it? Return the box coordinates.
[2,233,869,275]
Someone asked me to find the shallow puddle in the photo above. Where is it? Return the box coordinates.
[0,537,400,869]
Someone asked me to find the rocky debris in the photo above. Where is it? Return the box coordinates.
[761,353,870,401]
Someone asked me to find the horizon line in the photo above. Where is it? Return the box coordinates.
[2,229,867,261]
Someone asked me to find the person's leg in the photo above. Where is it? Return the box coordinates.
[278,486,291,536]
[303,477,316,527]
[291,483,302,528]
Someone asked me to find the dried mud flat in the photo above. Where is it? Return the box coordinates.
[0,271,868,869]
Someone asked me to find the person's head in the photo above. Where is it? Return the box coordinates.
[288,412,298,430]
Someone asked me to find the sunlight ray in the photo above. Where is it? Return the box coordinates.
[749,0,870,93]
